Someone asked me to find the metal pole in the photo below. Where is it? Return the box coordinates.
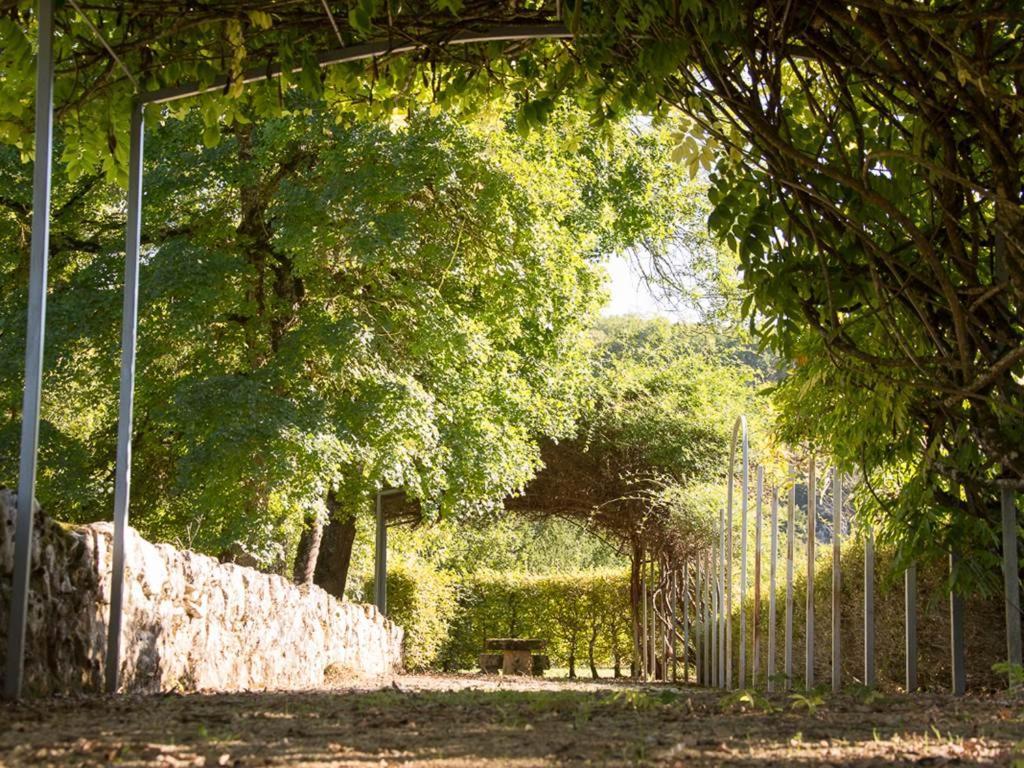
[374,490,387,615]
[831,468,841,694]
[864,523,876,688]
[650,559,657,680]
[950,549,965,696]
[768,486,778,692]
[696,555,703,685]
[682,563,689,683]
[905,564,917,692]
[785,476,795,690]
[719,505,727,688]
[705,549,712,686]
[641,562,648,680]
[104,101,146,695]
[738,423,749,688]
[1001,485,1022,687]
[4,0,56,702]
[753,465,763,688]
[806,456,816,690]
[672,567,678,682]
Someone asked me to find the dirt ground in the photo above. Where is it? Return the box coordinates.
[2,673,1023,767]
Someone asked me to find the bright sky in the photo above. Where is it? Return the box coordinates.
[600,254,672,318]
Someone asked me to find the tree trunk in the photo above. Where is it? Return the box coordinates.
[568,651,576,679]
[588,625,599,679]
[293,512,325,585]
[313,493,357,599]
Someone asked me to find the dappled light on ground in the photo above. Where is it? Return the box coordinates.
[2,674,1021,766]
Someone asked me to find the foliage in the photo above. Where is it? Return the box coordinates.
[511,316,772,564]
[2,2,1021,573]
[440,569,633,676]
[0,104,683,567]
[365,562,458,671]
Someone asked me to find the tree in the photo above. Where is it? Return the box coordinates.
[0,103,684,587]
[4,0,1018,572]
[508,316,771,661]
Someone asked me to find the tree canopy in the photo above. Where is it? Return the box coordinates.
[0,1,1020,571]
[0,102,686,569]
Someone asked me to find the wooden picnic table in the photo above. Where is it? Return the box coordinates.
[478,638,549,676]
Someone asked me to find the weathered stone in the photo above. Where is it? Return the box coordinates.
[0,490,403,696]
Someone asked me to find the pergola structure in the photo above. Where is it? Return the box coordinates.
[3,0,572,700]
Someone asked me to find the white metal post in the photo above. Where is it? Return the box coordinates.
[5,0,56,702]
[785,477,795,690]
[905,564,918,692]
[949,550,965,696]
[753,465,762,687]
[105,102,146,695]
[374,490,387,615]
[806,456,816,689]
[768,486,778,691]
[1000,485,1022,687]
[719,505,727,688]
[864,523,876,688]
[831,468,841,693]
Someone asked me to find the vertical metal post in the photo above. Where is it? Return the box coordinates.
[864,523,876,688]
[949,550,965,696]
[1001,485,1022,686]
[831,468,841,694]
[4,0,56,702]
[738,430,749,688]
[712,543,719,687]
[682,564,689,683]
[696,552,703,684]
[806,456,816,690]
[700,548,708,684]
[374,490,387,615]
[785,477,795,690]
[768,486,778,692]
[719,505,727,688]
[753,465,763,688]
[905,563,917,692]
[641,562,648,680]
[671,567,678,682]
[104,101,146,695]
[650,559,658,680]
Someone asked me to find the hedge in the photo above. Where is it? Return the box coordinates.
[439,570,634,677]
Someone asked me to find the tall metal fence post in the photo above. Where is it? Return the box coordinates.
[1000,484,1022,687]
[682,564,689,683]
[864,523,876,688]
[785,477,795,690]
[738,424,749,688]
[696,554,703,684]
[105,101,146,695]
[374,490,387,615]
[905,563,918,692]
[806,456,816,690]
[4,0,56,703]
[753,465,763,688]
[719,505,727,688]
[950,549,965,696]
[831,468,842,694]
[768,486,778,692]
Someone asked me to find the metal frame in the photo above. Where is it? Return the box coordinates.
[4,0,55,701]
[4,11,572,699]
[806,456,816,689]
[767,486,778,691]
[726,415,748,689]
[831,467,841,693]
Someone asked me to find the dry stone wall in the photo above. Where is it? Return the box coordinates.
[0,490,402,696]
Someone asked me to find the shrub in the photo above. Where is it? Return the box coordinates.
[439,569,633,677]
[365,562,457,671]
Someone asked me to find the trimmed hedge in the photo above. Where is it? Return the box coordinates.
[439,570,633,677]
[365,563,458,671]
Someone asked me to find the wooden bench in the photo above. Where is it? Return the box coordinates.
[478,638,549,676]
